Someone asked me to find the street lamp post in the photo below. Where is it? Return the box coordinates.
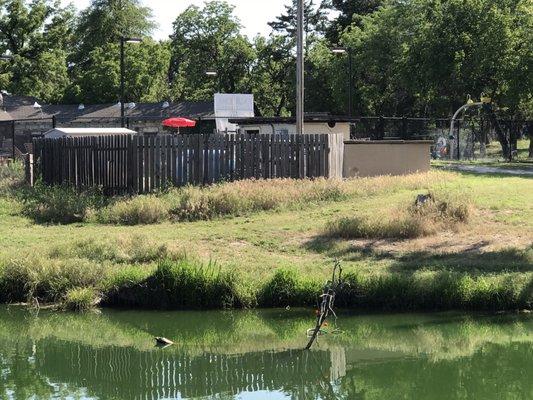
[296,0,304,135]
[120,37,142,127]
[332,47,354,117]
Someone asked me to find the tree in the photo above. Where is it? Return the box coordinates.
[0,0,75,102]
[169,1,255,101]
[322,0,383,42]
[268,0,328,40]
[73,0,154,62]
[252,35,295,116]
[337,0,532,117]
[73,39,171,104]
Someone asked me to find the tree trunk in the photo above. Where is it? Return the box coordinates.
[527,121,533,158]
[483,104,510,159]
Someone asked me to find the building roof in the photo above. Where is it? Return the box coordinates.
[229,115,359,125]
[0,94,215,122]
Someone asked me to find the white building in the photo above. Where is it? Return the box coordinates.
[230,115,356,140]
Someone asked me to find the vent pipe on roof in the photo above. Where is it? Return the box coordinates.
[78,103,85,111]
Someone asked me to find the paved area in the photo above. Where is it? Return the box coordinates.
[439,164,533,176]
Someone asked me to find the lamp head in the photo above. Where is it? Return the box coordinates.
[122,37,142,44]
[331,47,347,54]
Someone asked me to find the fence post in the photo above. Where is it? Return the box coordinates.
[401,116,408,140]
[456,120,461,160]
[11,120,15,159]
[24,153,34,186]
[378,116,385,140]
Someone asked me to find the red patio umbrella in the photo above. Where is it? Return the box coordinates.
[162,117,196,129]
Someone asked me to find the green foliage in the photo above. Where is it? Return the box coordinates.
[61,287,100,311]
[0,256,107,303]
[170,0,255,101]
[48,236,170,264]
[73,0,154,61]
[74,40,171,104]
[107,258,247,309]
[258,269,319,307]
[19,183,106,224]
[0,0,75,102]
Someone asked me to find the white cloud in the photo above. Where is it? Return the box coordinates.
[61,0,292,40]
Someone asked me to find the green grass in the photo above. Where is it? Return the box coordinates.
[0,163,531,311]
[432,139,533,169]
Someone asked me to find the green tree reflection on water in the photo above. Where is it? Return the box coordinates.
[0,307,531,399]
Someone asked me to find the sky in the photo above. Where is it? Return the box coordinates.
[61,0,293,40]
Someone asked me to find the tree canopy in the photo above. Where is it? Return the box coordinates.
[0,0,529,122]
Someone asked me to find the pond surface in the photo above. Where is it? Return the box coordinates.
[0,306,531,399]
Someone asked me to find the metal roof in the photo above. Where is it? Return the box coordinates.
[0,95,215,122]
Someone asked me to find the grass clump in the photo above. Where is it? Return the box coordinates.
[0,161,24,195]
[106,258,249,310]
[61,287,100,312]
[98,195,169,225]
[335,271,532,311]
[0,256,107,304]
[258,269,320,307]
[326,191,473,239]
[49,235,170,264]
[18,183,106,224]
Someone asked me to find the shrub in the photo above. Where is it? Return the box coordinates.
[18,183,106,224]
[61,287,100,311]
[98,195,169,225]
[105,258,247,309]
[258,269,320,307]
[0,256,107,303]
[0,161,25,195]
[326,191,472,239]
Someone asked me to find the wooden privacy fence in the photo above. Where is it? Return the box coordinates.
[33,133,344,194]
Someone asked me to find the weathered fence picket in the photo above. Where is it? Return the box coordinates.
[32,133,344,194]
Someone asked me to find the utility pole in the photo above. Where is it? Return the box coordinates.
[296,0,304,135]
[120,38,125,127]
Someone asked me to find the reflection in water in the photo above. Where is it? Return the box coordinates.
[0,307,531,399]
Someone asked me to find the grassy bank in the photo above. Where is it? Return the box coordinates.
[0,163,531,311]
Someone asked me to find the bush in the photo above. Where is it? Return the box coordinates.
[19,183,106,224]
[0,161,24,195]
[258,269,320,307]
[335,271,532,311]
[98,195,169,225]
[61,287,100,311]
[105,258,248,309]
[326,191,472,239]
[0,256,107,303]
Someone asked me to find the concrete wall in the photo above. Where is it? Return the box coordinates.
[343,140,432,178]
[240,122,351,140]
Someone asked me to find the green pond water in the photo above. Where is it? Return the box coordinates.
[0,307,531,400]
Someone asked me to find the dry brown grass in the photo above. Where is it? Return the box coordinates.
[97,171,454,225]
[326,190,473,239]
